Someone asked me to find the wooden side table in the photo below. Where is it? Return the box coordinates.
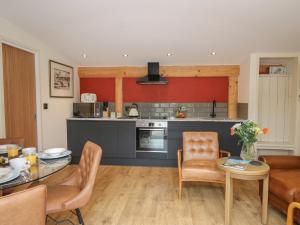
[217,157,270,225]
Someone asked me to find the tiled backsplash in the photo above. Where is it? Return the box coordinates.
[108,102,228,118]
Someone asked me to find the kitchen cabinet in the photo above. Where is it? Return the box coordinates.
[167,121,241,159]
[67,120,136,162]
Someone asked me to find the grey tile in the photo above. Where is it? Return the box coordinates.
[155,108,164,113]
[169,103,178,107]
[160,103,169,107]
[216,103,228,108]
[160,113,169,117]
[152,103,160,107]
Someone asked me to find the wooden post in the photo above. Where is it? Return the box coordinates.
[115,77,123,113]
[228,76,238,119]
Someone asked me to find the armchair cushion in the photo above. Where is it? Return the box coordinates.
[259,156,300,170]
[183,132,219,161]
[182,160,225,182]
[269,169,300,203]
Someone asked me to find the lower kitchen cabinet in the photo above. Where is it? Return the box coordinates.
[67,120,136,162]
[167,121,241,159]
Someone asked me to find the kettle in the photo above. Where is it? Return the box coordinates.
[128,103,139,117]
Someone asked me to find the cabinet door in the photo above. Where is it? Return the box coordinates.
[116,122,136,158]
[67,120,117,159]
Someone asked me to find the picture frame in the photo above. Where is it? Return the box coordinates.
[49,60,74,98]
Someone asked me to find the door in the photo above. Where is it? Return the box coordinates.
[2,44,37,147]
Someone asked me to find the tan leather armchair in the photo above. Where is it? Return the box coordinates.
[259,155,300,224]
[46,141,102,225]
[0,137,24,147]
[0,185,46,225]
[177,132,230,198]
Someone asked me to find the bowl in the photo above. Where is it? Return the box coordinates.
[9,158,26,171]
[44,148,66,156]
[22,147,37,155]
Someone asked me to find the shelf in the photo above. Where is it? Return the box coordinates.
[257,141,295,151]
[259,74,289,77]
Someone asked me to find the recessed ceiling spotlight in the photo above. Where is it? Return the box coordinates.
[167,53,174,56]
[210,51,216,56]
[123,54,128,57]
[82,53,87,59]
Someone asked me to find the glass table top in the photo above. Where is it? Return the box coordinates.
[0,155,71,190]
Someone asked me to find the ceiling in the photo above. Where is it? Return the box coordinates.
[0,0,300,66]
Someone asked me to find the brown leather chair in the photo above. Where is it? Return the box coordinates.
[177,132,230,198]
[46,141,102,225]
[0,185,47,225]
[0,137,24,147]
[287,202,300,225]
[259,156,300,225]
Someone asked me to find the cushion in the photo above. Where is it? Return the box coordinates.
[269,169,300,203]
[182,160,225,182]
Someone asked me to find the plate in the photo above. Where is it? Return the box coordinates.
[0,169,20,184]
[0,167,11,178]
[38,150,72,159]
[44,148,66,157]
[0,144,22,154]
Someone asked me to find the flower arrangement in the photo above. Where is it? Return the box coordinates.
[230,120,268,160]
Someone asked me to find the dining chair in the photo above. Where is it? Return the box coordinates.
[177,131,230,198]
[46,141,102,225]
[0,137,24,147]
[286,202,300,225]
[0,185,47,225]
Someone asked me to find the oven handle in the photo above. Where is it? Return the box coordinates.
[138,128,166,131]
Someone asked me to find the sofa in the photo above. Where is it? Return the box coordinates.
[259,155,300,224]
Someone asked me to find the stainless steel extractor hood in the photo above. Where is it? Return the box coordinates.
[136,62,168,85]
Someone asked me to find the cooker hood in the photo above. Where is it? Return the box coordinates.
[136,62,168,85]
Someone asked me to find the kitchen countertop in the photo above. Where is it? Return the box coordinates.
[67,117,245,122]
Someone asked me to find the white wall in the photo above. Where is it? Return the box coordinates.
[0,17,79,149]
[238,56,250,103]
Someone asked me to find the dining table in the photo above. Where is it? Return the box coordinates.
[0,155,71,196]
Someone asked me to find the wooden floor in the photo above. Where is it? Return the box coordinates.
[45,165,286,225]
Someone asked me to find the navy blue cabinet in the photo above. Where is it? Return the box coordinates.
[67,120,136,162]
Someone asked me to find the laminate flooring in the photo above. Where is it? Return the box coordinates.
[45,165,286,225]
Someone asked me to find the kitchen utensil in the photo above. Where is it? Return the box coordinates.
[128,103,139,117]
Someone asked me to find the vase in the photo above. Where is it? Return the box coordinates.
[240,143,258,161]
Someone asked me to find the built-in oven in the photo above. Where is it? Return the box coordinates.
[136,121,168,156]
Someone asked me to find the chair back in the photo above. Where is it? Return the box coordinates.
[75,141,102,207]
[0,185,46,225]
[183,132,219,161]
[0,137,24,147]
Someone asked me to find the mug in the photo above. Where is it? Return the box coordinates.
[9,158,27,171]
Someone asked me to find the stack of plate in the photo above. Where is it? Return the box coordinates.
[0,144,21,154]
[38,148,71,159]
[0,167,20,184]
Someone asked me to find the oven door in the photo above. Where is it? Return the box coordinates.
[136,128,168,153]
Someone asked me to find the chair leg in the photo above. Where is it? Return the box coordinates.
[179,179,182,199]
[75,208,84,225]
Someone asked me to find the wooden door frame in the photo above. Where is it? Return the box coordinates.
[0,38,42,149]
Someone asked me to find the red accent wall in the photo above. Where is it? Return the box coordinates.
[123,77,228,102]
[80,78,115,102]
[80,77,228,103]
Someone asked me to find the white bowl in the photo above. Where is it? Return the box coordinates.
[0,167,11,177]
[22,147,36,155]
[44,148,66,156]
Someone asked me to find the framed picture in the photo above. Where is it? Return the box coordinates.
[49,60,74,98]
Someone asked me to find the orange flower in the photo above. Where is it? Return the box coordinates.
[230,128,234,136]
[262,128,269,135]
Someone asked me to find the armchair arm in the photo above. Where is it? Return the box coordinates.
[259,155,300,170]
[177,149,183,177]
[220,150,231,158]
[287,202,300,225]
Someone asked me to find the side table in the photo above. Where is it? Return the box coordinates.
[217,157,270,225]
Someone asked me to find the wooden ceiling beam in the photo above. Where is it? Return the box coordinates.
[78,65,240,78]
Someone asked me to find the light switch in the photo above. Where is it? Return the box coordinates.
[43,103,48,109]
